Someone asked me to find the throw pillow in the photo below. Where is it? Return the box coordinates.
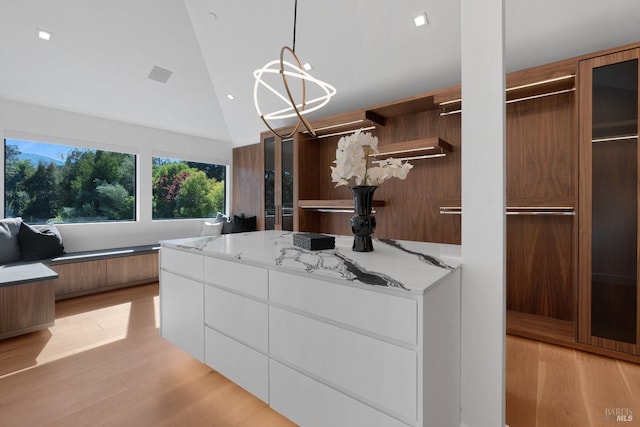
[231,214,257,233]
[222,221,234,235]
[0,217,23,264]
[199,221,223,237]
[18,222,65,261]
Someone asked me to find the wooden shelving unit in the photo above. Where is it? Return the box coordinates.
[439,74,576,115]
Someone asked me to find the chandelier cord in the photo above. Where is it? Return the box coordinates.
[292,0,297,52]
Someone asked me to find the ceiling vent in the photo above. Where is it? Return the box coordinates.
[147,65,173,84]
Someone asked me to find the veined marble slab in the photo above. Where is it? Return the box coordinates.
[161,230,461,294]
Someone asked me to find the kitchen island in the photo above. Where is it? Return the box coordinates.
[160,230,462,427]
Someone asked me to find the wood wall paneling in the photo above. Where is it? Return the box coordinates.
[232,144,263,228]
[297,109,462,244]
[506,92,575,206]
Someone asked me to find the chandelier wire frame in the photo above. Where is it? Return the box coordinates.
[252,0,336,139]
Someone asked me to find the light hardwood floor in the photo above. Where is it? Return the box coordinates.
[506,335,640,427]
[1,283,639,426]
[0,283,294,427]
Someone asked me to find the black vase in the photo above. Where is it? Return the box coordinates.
[350,185,377,252]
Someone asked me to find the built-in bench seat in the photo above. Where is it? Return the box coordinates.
[46,244,160,300]
[0,244,160,340]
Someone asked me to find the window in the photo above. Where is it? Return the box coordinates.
[152,157,226,220]
[4,138,136,223]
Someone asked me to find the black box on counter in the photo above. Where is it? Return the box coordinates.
[293,233,335,251]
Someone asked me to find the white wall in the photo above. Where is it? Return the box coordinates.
[460,0,506,426]
[0,97,233,253]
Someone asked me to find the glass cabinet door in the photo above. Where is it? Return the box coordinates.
[262,133,295,231]
[281,138,294,231]
[264,135,276,230]
[579,49,640,354]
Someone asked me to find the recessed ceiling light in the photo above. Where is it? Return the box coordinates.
[302,62,314,71]
[413,12,428,28]
[36,29,52,41]
[226,93,235,100]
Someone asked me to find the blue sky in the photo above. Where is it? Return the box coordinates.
[7,138,76,161]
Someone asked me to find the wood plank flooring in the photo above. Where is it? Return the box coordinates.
[506,335,640,427]
[1,283,640,426]
[0,283,295,427]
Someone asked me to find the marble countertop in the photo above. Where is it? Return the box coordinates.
[161,230,461,295]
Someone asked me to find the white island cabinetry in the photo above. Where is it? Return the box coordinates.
[160,231,462,427]
[159,247,204,362]
[202,256,269,402]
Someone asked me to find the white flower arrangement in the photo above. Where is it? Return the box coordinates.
[330,129,413,187]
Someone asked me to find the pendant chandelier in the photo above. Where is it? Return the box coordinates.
[253,0,336,138]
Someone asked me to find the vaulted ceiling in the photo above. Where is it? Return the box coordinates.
[1,1,639,147]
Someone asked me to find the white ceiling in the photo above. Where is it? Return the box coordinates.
[1,1,640,147]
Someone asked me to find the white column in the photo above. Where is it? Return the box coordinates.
[460,0,506,426]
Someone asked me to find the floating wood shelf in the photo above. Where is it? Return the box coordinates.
[439,74,576,115]
[298,199,386,212]
[371,137,453,161]
[365,95,436,126]
[302,110,378,139]
[305,120,376,139]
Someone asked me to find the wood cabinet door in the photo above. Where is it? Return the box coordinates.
[51,260,107,299]
[507,215,574,321]
[105,252,158,286]
[578,48,640,355]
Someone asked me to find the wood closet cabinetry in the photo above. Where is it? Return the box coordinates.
[505,70,577,325]
[232,41,640,362]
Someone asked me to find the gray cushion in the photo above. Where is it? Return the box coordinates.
[0,217,23,264]
[18,222,65,261]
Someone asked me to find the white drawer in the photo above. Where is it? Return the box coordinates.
[204,284,268,353]
[161,247,203,281]
[205,327,269,403]
[269,306,417,421]
[203,257,267,300]
[269,270,417,345]
[270,360,408,427]
[160,270,204,362]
